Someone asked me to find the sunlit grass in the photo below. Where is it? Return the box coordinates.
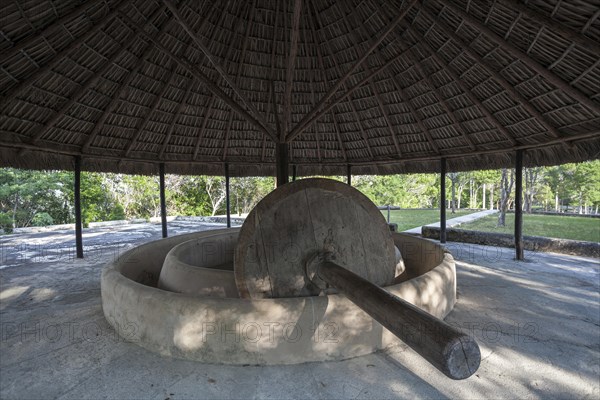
[460,213,600,242]
[381,209,476,231]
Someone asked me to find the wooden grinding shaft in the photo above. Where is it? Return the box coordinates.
[234,178,480,379]
[307,254,480,379]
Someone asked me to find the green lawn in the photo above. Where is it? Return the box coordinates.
[460,213,600,243]
[381,209,475,231]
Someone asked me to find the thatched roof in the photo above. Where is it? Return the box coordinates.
[1,0,599,176]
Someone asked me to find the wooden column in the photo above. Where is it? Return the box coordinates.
[74,156,84,259]
[292,165,297,182]
[159,163,168,238]
[225,163,231,228]
[440,158,447,244]
[515,150,524,260]
[347,164,352,186]
[275,142,289,187]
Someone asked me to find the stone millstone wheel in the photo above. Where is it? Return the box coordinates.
[234,178,396,299]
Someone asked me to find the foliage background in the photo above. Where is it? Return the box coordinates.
[1,160,598,230]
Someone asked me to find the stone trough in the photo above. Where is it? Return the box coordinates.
[101,228,457,364]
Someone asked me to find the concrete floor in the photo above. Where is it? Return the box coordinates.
[0,223,598,399]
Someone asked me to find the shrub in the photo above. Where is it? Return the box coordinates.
[32,212,54,227]
[0,213,13,234]
[109,204,126,221]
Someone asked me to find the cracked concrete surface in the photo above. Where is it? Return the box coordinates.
[0,222,598,399]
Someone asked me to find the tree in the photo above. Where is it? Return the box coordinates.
[472,170,500,209]
[497,168,514,227]
[204,176,227,216]
[571,161,600,214]
[0,168,74,228]
[32,212,54,226]
[231,177,274,215]
[544,165,573,212]
[524,167,542,213]
[447,173,459,213]
[167,175,212,217]
[80,172,116,225]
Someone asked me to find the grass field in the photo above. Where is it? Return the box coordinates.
[460,213,600,242]
[381,209,475,232]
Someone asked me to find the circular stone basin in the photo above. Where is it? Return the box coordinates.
[101,228,457,364]
[158,231,239,298]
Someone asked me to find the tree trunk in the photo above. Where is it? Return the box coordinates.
[523,167,539,214]
[490,186,494,210]
[469,179,473,208]
[457,182,466,210]
[451,180,456,214]
[12,192,19,229]
[497,168,514,227]
[555,191,559,212]
[482,183,486,210]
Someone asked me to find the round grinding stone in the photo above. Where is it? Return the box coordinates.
[234,178,396,299]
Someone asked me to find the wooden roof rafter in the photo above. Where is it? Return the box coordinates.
[330,109,348,162]
[2,0,106,62]
[192,93,217,161]
[403,24,518,146]
[80,9,171,153]
[436,0,600,116]
[0,0,134,110]
[414,4,565,141]
[286,0,419,141]
[123,59,179,157]
[125,0,220,159]
[163,0,276,141]
[403,45,478,151]
[495,0,600,54]
[282,0,303,142]
[312,2,375,160]
[223,0,257,161]
[117,11,278,143]
[158,80,194,159]
[28,5,165,148]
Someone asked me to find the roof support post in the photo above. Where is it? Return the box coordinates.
[225,163,231,228]
[515,150,524,260]
[159,163,168,238]
[74,156,84,259]
[275,142,289,187]
[440,157,447,244]
[292,165,297,182]
[347,165,352,186]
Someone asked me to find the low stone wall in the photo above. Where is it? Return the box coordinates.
[88,220,129,228]
[508,210,600,219]
[422,226,599,258]
[174,216,245,225]
[12,223,76,234]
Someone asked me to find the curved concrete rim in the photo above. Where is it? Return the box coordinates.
[101,228,457,364]
[157,231,239,298]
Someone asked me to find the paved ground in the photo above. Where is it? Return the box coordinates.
[0,223,598,399]
[403,209,498,235]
